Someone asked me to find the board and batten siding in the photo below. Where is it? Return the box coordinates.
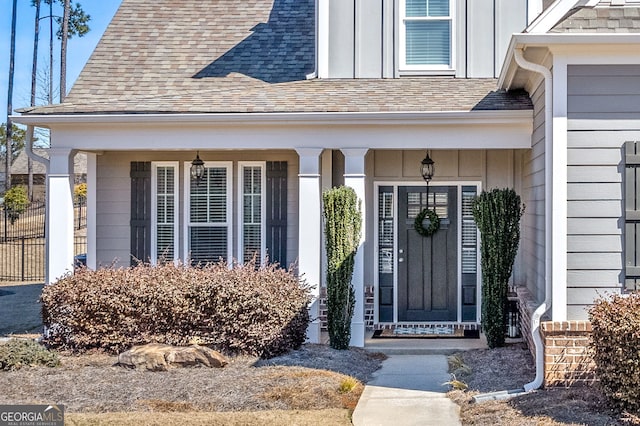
[366,148,520,287]
[518,78,546,304]
[565,64,640,319]
[325,0,528,78]
[95,151,299,268]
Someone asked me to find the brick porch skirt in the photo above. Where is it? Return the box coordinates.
[318,286,375,332]
[517,287,596,387]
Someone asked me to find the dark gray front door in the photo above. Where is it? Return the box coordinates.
[397,186,457,321]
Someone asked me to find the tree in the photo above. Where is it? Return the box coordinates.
[0,124,27,165]
[3,186,29,225]
[5,0,18,191]
[60,0,70,102]
[57,0,90,102]
[39,0,91,103]
[323,186,362,350]
[29,0,42,200]
[472,188,524,348]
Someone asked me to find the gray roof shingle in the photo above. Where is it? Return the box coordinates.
[551,5,640,32]
[23,0,532,115]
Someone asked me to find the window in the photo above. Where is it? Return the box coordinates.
[625,142,640,291]
[400,0,454,71]
[151,162,179,264]
[184,162,232,265]
[238,163,266,263]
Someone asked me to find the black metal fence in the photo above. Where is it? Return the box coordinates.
[0,201,87,282]
[1,201,46,242]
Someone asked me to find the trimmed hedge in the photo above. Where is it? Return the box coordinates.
[589,293,640,411]
[41,262,311,358]
[323,186,362,350]
[472,188,524,348]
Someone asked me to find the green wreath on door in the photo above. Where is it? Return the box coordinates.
[414,208,440,237]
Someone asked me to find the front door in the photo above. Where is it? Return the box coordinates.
[397,186,457,321]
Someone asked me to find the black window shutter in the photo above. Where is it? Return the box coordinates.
[266,161,287,266]
[130,162,151,265]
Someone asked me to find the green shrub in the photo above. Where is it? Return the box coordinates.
[3,185,29,224]
[0,339,60,370]
[323,186,362,350]
[472,188,524,348]
[41,261,311,358]
[589,293,640,411]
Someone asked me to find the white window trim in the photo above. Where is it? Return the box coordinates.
[398,0,456,72]
[237,162,267,264]
[151,161,179,265]
[183,161,233,265]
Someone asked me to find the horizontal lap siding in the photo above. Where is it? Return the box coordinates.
[566,134,624,319]
[565,65,640,318]
[521,79,546,303]
[96,151,299,269]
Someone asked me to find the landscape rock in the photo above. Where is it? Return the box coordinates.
[117,343,228,371]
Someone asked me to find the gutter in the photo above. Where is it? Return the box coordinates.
[512,48,553,392]
[11,110,533,128]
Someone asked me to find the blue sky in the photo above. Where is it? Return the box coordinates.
[0,1,122,119]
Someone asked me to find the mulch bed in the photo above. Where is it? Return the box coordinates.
[0,344,384,413]
[448,343,628,425]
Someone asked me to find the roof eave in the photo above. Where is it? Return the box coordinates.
[499,33,640,90]
[11,110,533,129]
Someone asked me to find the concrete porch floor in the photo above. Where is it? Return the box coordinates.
[320,331,490,354]
[363,330,489,355]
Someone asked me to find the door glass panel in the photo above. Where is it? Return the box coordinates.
[378,187,395,322]
[461,190,477,273]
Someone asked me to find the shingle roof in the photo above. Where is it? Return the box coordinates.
[23,0,532,115]
[551,5,640,32]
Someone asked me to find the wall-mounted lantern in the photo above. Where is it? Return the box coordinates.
[190,151,205,184]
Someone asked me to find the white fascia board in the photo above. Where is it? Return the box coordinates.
[21,110,533,151]
[499,33,640,89]
[12,110,530,128]
[525,0,580,34]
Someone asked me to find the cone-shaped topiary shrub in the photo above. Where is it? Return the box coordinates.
[41,261,311,358]
[472,188,524,348]
[323,186,362,350]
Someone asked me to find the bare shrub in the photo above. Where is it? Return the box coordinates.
[41,261,311,358]
[589,293,640,412]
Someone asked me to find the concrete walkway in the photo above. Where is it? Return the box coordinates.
[352,355,461,426]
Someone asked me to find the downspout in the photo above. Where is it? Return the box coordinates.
[513,47,553,392]
[473,48,553,403]
[25,125,50,170]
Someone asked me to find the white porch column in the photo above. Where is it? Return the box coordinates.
[46,147,76,284]
[296,148,324,344]
[86,152,97,270]
[342,148,368,348]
